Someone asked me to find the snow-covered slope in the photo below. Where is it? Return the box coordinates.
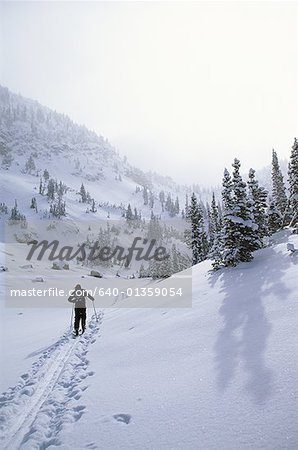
[1,230,297,449]
[0,84,209,224]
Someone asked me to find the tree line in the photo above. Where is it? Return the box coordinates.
[187,139,298,269]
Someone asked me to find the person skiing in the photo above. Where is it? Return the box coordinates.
[68,284,94,336]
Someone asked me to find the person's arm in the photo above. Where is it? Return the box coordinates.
[68,295,76,303]
[87,293,94,301]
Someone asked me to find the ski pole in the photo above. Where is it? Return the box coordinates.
[92,300,99,322]
[70,304,74,329]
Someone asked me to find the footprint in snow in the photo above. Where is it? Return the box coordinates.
[21,373,29,380]
[20,387,34,396]
[113,413,131,424]
[73,405,86,421]
[86,443,98,449]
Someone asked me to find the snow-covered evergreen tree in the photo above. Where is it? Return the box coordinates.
[267,198,282,234]
[171,244,180,274]
[185,193,189,218]
[143,186,148,205]
[50,197,66,218]
[80,183,87,203]
[150,254,172,279]
[10,200,26,222]
[159,191,165,211]
[247,168,268,244]
[271,149,287,224]
[186,193,208,265]
[126,203,133,221]
[288,138,298,229]
[47,179,56,200]
[147,215,163,242]
[30,197,37,212]
[208,192,220,247]
[230,159,257,261]
[216,160,257,268]
[174,196,180,215]
[0,202,8,215]
[218,168,235,266]
[43,169,50,182]
[165,193,173,215]
[149,191,154,209]
[90,199,97,213]
[25,155,36,174]
[139,263,147,278]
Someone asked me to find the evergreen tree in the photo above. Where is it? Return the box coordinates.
[271,149,287,222]
[219,168,235,266]
[218,160,257,268]
[126,203,133,221]
[149,254,172,279]
[247,168,268,243]
[165,194,177,217]
[143,186,148,205]
[86,191,91,204]
[171,244,180,274]
[10,200,26,222]
[58,181,66,198]
[43,169,50,182]
[0,203,8,214]
[187,193,208,265]
[30,197,37,210]
[209,192,220,247]
[267,198,282,234]
[185,193,189,218]
[149,191,154,209]
[47,179,56,200]
[209,233,223,270]
[147,215,163,241]
[139,263,147,278]
[80,183,87,203]
[165,193,172,213]
[91,199,97,213]
[230,158,257,261]
[174,196,180,215]
[25,155,36,173]
[159,191,165,211]
[288,138,298,228]
[134,207,139,221]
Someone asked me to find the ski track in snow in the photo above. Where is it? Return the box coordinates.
[0,312,103,450]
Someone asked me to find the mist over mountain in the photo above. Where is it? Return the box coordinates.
[0,85,223,223]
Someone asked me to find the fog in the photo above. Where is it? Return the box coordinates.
[1,1,297,185]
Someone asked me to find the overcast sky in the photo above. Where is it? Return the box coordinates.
[1,1,297,186]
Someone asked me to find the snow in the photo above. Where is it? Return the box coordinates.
[0,85,219,228]
[1,230,298,449]
[1,86,298,449]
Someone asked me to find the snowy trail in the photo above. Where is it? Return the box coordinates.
[0,312,103,450]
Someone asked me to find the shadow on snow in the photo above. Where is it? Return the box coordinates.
[209,244,293,405]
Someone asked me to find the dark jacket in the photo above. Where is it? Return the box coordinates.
[68,289,94,308]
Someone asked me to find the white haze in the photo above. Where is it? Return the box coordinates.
[1,1,297,185]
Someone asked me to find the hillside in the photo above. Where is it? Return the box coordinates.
[0,230,297,449]
[0,85,218,225]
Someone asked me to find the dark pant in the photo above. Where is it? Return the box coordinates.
[74,308,86,331]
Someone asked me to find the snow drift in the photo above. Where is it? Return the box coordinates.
[0,230,297,449]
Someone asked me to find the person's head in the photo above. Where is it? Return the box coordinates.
[74,284,82,295]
